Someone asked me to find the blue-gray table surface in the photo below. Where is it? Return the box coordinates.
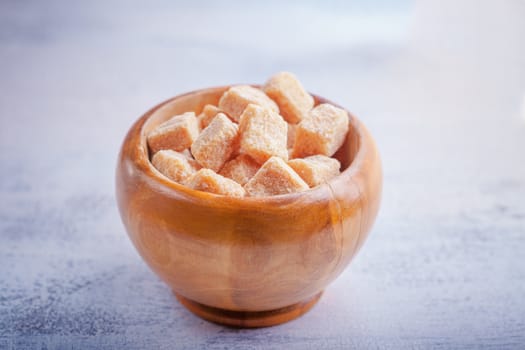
[1,1,524,349]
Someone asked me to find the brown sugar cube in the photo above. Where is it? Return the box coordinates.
[151,150,200,184]
[287,155,341,187]
[292,103,349,158]
[191,113,238,172]
[218,85,279,122]
[186,169,246,197]
[263,71,314,124]
[147,112,199,154]
[238,104,288,164]
[244,156,309,197]
[219,154,260,186]
[197,104,223,130]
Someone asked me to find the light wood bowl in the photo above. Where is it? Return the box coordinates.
[115,86,382,327]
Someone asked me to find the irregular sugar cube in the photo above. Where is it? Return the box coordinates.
[263,72,314,124]
[244,156,309,197]
[238,104,288,164]
[147,112,199,154]
[191,113,238,172]
[219,154,260,186]
[292,103,349,158]
[218,85,279,122]
[197,104,224,130]
[186,169,246,197]
[287,155,341,187]
[151,150,200,184]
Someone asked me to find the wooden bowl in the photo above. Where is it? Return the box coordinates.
[115,86,382,327]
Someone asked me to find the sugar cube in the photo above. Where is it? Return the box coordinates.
[288,155,341,187]
[151,149,200,184]
[147,112,199,154]
[263,72,314,124]
[238,104,288,164]
[244,156,309,197]
[292,104,349,158]
[218,85,279,122]
[191,113,238,172]
[186,169,246,197]
[219,154,260,186]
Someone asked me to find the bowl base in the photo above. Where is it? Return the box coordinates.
[174,292,323,328]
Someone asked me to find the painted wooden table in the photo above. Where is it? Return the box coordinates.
[1,1,524,349]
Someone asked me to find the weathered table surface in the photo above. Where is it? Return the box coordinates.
[1,1,524,349]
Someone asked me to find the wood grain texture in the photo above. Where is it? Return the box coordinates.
[115,87,382,326]
[1,0,525,349]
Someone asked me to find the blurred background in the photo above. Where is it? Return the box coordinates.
[1,0,524,349]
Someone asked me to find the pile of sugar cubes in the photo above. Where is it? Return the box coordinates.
[147,72,349,197]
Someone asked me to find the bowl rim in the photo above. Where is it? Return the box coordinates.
[120,85,368,208]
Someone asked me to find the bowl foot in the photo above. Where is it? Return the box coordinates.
[174,292,323,328]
